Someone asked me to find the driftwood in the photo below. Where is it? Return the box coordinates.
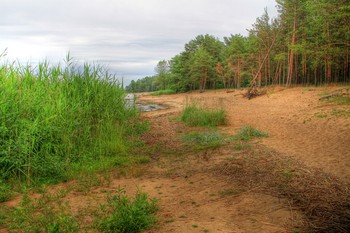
[319,88,349,100]
[242,88,267,99]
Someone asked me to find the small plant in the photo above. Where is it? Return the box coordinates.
[164,218,175,223]
[181,105,226,127]
[331,109,350,117]
[150,89,176,96]
[96,187,158,233]
[328,96,350,105]
[314,112,328,118]
[3,193,79,232]
[181,131,225,150]
[234,143,252,151]
[181,131,223,144]
[233,125,269,141]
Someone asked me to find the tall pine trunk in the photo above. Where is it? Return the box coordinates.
[287,0,298,86]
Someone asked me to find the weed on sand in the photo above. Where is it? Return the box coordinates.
[181,131,225,150]
[328,96,350,105]
[2,191,79,232]
[96,187,158,233]
[181,104,226,127]
[232,125,269,141]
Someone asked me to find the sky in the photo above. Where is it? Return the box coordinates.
[1,0,278,85]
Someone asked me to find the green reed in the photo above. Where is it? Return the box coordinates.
[0,56,142,189]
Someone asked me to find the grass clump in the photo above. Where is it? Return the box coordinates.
[331,109,350,117]
[96,188,158,233]
[329,96,350,105]
[234,143,252,151]
[219,188,241,197]
[181,131,224,145]
[181,105,226,127]
[314,112,328,118]
[150,89,176,96]
[233,125,269,141]
[181,131,225,150]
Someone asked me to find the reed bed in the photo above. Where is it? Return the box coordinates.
[0,57,143,192]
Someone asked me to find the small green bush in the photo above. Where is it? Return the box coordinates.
[150,89,176,96]
[233,125,269,141]
[181,105,226,127]
[97,188,158,233]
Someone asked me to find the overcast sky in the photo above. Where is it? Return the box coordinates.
[1,0,278,85]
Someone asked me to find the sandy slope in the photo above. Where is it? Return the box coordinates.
[140,86,350,181]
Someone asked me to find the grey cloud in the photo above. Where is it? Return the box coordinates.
[1,0,278,86]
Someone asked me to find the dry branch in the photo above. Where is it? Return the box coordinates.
[319,93,342,100]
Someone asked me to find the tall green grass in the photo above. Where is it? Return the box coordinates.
[181,104,226,127]
[0,56,145,191]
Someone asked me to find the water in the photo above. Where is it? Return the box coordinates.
[125,94,166,112]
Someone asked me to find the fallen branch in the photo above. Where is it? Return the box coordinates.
[319,93,342,100]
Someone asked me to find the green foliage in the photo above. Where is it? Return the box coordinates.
[132,0,350,91]
[189,47,214,92]
[181,105,226,127]
[150,89,176,96]
[155,60,170,90]
[181,131,225,150]
[96,188,158,233]
[314,112,328,118]
[328,96,350,105]
[0,57,145,192]
[331,109,350,117]
[125,76,159,93]
[0,180,12,202]
[181,131,223,144]
[3,193,80,232]
[233,125,269,141]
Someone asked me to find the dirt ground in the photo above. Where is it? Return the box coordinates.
[140,86,350,181]
[1,86,349,233]
[136,86,350,232]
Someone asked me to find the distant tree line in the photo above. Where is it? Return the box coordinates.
[126,0,350,93]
